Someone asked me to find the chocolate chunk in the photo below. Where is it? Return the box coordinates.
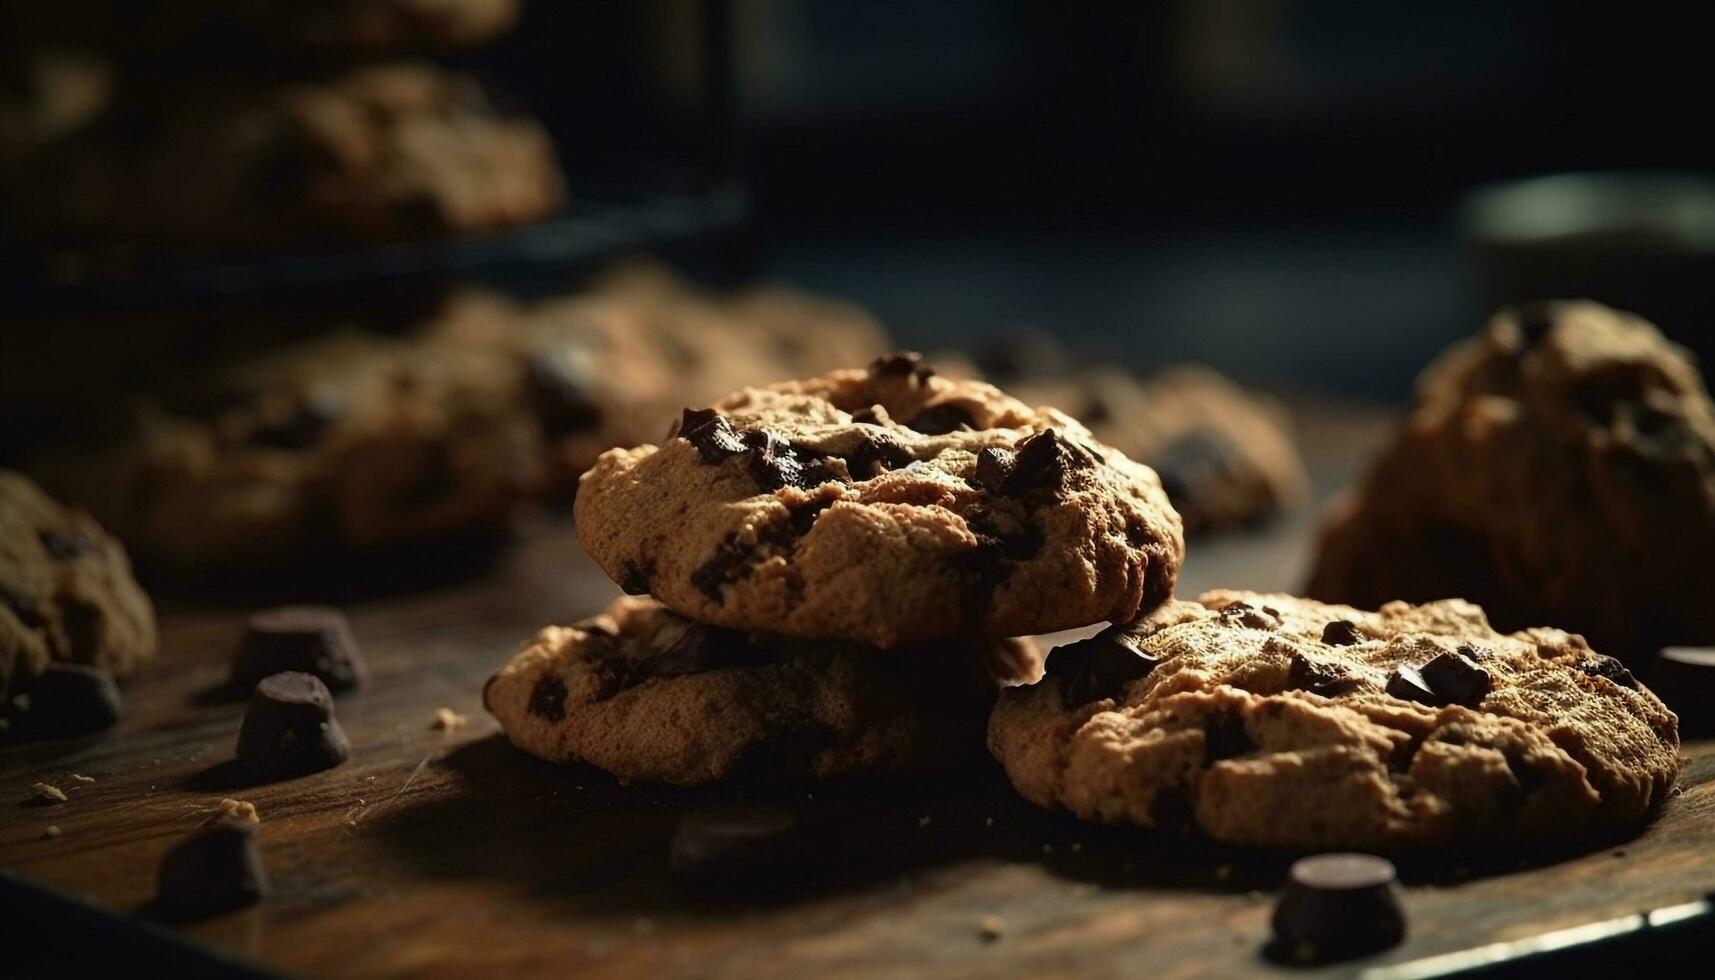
[1287,653,1358,697]
[1203,710,1255,762]
[850,406,882,425]
[1512,301,1557,349]
[1505,752,1547,797]
[1579,653,1636,688]
[645,624,765,679]
[39,531,94,560]
[232,606,366,694]
[1218,601,1279,630]
[1418,650,1491,707]
[868,351,932,382]
[904,403,976,435]
[788,498,834,537]
[1385,664,1438,706]
[844,433,913,478]
[1048,624,1161,708]
[155,819,270,919]
[741,430,837,492]
[1269,853,1405,964]
[14,663,121,737]
[972,447,1015,493]
[234,672,349,776]
[677,408,746,463]
[1649,647,1715,736]
[692,535,752,600]
[1000,429,1088,497]
[1149,429,1239,511]
[527,675,568,722]
[620,561,653,597]
[1320,620,1362,647]
[250,391,341,450]
[527,347,603,437]
[670,803,805,891]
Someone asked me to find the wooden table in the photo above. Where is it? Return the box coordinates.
[4,400,1712,978]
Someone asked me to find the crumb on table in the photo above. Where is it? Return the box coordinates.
[978,915,1006,941]
[30,782,67,804]
[432,707,468,731]
[70,773,96,784]
[206,798,260,825]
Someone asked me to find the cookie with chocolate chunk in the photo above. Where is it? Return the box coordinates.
[484,596,1040,785]
[1,471,155,704]
[988,590,1679,850]
[1307,301,1715,663]
[574,354,1184,648]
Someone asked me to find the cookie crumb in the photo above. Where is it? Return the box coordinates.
[30,782,67,804]
[978,915,1006,942]
[917,815,932,828]
[984,816,994,827]
[207,799,260,825]
[69,773,96,784]
[432,707,468,731]
[44,824,61,838]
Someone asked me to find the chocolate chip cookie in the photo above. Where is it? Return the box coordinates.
[989,590,1679,850]
[575,354,1185,648]
[1307,301,1715,663]
[485,596,1040,785]
[1,471,155,703]
[1016,365,1309,533]
[7,62,564,250]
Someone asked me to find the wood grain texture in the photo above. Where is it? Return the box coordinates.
[3,401,1713,979]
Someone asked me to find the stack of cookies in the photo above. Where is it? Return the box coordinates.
[485,352,1186,784]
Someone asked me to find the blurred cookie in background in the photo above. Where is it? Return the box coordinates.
[4,62,564,253]
[1307,300,1715,665]
[0,47,110,159]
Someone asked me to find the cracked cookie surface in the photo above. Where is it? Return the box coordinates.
[1306,301,1715,662]
[485,596,1040,785]
[988,590,1679,850]
[574,354,1184,648]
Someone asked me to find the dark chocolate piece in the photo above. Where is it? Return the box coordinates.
[844,433,913,478]
[39,531,95,560]
[1321,620,1362,647]
[677,408,746,463]
[972,446,1015,493]
[868,351,933,382]
[155,820,269,919]
[232,606,366,694]
[527,347,603,436]
[741,430,837,492]
[13,663,121,737]
[1204,710,1255,762]
[691,535,752,600]
[1218,601,1279,630]
[527,675,568,722]
[1000,429,1088,497]
[1385,664,1439,707]
[1418,650,1492,707]
[1287,653,1358,697]
[620,561,653,597]
[1579,653,1636,689]
[670,803,805,891]
[1512,301,1557,349]
[645,624,767,679]
[234,672,349,776]
[849,405,882,425]
[904,403,976,435]
[1048,624,1161,708]
[1270,853,1405,964]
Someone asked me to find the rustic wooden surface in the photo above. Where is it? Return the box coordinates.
[3,399,1713,979]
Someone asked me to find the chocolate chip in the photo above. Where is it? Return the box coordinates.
[1218,601,1278,630]
[250,391,341,450]
[972,447,1015,493]
[1269,854,1405,964]
[527,347,603,437]
[788,498,834,537]
[1320,620,1362,647]
[1287,652,1358,697]
[234,672,350,777]
[1418,650,1491,707]
[1384,664,1438,706]
[13,663,121,737]
[670,803,805,891]
[1512,301,1557,349]
[620,561,653,597]
[1505,752,1547,797]
[741,430,837,492]
[527,675,568,722]
[868,351,932,381]
[231,606,366,694]
[1203,710,1255,762]
[691,535,751,600]
[904,403,976,435]
[844,433,913,478]
[677,408,745,463]
[645,624,765,679]
[850,406,882,425]
[154,820,269,920]
[1578,653,1636,688]
[1048,624,1161,708]
[1006,429,1091,497]
[39,531,94,561]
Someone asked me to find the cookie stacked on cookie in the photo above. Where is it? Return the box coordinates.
[486,353,1187,784]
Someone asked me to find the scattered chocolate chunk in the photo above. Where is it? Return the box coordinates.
[868,351,933,382]
[1321,620,1362,647]
[527,347,603,436]
[39,531,94,560]
[155,819,270,919]
[1649,647,1715,736]
[1000,429,1088,497]
[1287,652,1359,697]
[972,446,1015,493]
[527,675,568,722]
[232,606,366,695]
[1579,653,1637,688]
[904,403,976,435]
[1048,624,1161,708]
[1385,664,1438,707]
[1148,429,1240,512]
[1418,650,1492,707]
[250,391,341,450]
[1203,710,1255,762]
[645,624,765,680]
[1269,853,1405,964]
[844,432,913,478]
[234,672,349,777]
[742,430,837,492]
[1218,601,1279,630]
[620,561,653,596]
[13,663,122,737]
[670,803,806,891]
[677,408,746,463]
